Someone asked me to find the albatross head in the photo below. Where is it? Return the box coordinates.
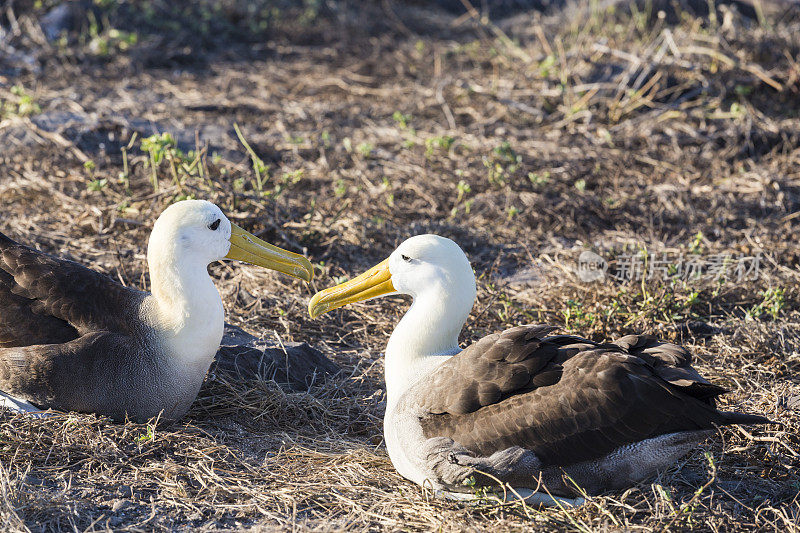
[308,234,476,321]
[145,200,313,369]
[309,234,477,392]
[148,199,313,282]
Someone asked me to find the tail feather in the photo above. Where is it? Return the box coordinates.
[719,411,772,426]
[0,231,15,247]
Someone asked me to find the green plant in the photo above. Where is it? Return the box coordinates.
[424,135,455,158]
[87,178,108,192]
[140,133,175,165]
[1,85,41,118]
[357,142,374,158]
[334,179,347,197]
[689,231,704,254]
[562,299,597,331]
[141,132,174,191]
[233,123,269,192]
[117,132,138,192]
[528,171,550,186]
[456,180,471,202]
[483,141,522,187]
[136,423,156,443]
[449,180,474,218]
[381,176,395,207]
[139,132,208,194]
[392,111,412,129]
[538,54,556,77]
[320,130,331,147]
[747,288,785,320]
[141,132,191,192]
[86,10,138,57]
[116,199,130,213]
[270,169,304,198]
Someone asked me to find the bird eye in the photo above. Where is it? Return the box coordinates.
[208,219,221,231]
[401,254,412,262]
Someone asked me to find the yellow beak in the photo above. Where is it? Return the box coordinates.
[308,258,395,318]
[225,223,313,282]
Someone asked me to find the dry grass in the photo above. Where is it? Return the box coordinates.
[0,0,799,530]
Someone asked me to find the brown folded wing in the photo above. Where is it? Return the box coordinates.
[0,232,144,348]
[0,332,139,413]
[419,325,766,466]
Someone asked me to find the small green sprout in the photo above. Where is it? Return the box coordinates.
[538,54,556,77]
[747,288,785,320]
[2,85,41,118]
[392,111,412,129]
[425,135,455,158]
[357,142,374,158]
[456,180,471,202]
[689,231,704,254]
[233,123,269,192]
[528,171,550,186]
[87,178,108,192]
[136,424,156,443]
[334,179,347,197]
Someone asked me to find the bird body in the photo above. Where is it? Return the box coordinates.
[309,234,769,504]
[0,200,313,421]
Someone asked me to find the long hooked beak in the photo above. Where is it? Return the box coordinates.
[308,258,395,318]
[225,223,313,282]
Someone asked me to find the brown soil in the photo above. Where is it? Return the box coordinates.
[0,0,798,530]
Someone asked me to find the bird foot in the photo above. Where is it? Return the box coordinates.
[447,450,476,466]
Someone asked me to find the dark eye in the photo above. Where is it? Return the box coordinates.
[208,219,221,231]
[401,254,412,262]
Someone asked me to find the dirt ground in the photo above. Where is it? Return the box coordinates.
[1,0,799,530]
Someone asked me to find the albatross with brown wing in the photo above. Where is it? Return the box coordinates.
[0,200,313,422]
[308,234,769,507]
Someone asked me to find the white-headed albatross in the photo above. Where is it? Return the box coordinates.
[308,234,769,506]
[0,199,313,422]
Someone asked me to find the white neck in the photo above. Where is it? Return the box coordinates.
[384,283,474,407]
[145,247,225,370]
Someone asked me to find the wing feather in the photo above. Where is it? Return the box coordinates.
[418,325,763,466]
[0,332,155,420]
[0,232,144,346]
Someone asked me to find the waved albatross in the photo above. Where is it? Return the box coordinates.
[0,199,313,422]
[308,234,769,506]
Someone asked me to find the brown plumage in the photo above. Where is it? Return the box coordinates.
[0,232,143,347]
[0,200,314,421]
[419,325,768,467]
[308,234,769,502]
[0,231,165,419]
